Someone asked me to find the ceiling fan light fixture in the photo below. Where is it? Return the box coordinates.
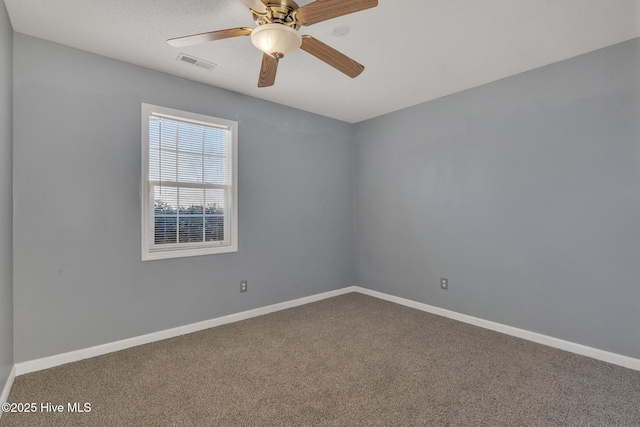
[250,24,302,58]
[168,0,378,88]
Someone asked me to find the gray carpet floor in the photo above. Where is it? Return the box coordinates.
[2,292,639,426]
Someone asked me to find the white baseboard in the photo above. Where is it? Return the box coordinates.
[354,286,640,372]
[0,365,16,419]
[15,286,357,376]
[14,285,640,376]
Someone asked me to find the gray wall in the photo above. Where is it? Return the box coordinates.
[0,1,13,389]
[355,38,640,359]
[10,31,640,364]
[13,34,355,362]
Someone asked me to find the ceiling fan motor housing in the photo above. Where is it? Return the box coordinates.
[253,0,301,27]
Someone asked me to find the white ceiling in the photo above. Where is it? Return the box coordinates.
[4,0,640,123]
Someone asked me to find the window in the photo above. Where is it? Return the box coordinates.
[141,104,238,261]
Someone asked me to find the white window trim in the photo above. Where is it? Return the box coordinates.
[141,103,238,261]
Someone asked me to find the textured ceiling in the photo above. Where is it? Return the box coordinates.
[3,0,640,123]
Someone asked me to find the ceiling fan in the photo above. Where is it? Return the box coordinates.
[168,0,378,87]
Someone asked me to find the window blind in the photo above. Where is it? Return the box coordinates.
[147,112,232,252]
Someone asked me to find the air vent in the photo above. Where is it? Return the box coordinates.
[176,53,216,71]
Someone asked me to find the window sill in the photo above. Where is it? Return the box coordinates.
[142,243,238,261]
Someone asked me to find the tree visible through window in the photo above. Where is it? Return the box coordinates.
[141,104,238,261]
[153,199,224,244]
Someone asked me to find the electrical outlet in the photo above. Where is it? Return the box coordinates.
[240,280,248,293]
[440,278,448,290]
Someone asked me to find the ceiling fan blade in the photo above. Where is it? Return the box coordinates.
[258,53,278,87]
[238,0,267,14]
[300,36,364,78]
[168,27,252,47]
[295,0,378,25]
